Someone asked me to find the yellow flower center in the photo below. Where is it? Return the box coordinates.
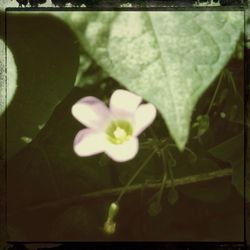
[113,127,127,139]
[106,120,133,144]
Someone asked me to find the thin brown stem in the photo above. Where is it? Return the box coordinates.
[8,168,233,217]
[115,149,156,203]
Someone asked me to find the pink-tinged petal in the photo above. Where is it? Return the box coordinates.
[110,89,142,117]
[72,96,111,129]
[73,128,106,157]
[104,137,139,162]
[133,104,157,136]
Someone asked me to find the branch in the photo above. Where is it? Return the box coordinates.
[8,168,232,216]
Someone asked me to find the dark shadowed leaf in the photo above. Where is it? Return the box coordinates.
[0,13,79,158]
[177,158,231,203]
[7,86,114,211]
[208,132,247,201]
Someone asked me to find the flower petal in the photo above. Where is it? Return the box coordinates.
[72,96,111,129]
[110,89,142,117]
[133,104,157,136]
[73,128,106,156]
[105,137,139,162]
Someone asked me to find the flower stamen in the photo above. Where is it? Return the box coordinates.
[106,120,133,144]
[113,127,126,139]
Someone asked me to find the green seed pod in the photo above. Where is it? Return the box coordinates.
[103,202,119,235]
[108,202,119,221]
[197,114,210,137]
[147,201,162,217]
[167,188,179,205]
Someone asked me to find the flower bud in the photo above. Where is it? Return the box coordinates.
[107,202,119,220]
[104,218,116,235]
[103,202,119,235]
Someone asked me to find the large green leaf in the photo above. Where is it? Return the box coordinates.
[246,0,250,48]
[0,39,17,116]
[56,11,243,150]
[0,13,79,158]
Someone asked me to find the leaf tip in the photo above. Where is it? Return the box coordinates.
[175,140,187,152]
[171,130,188,152]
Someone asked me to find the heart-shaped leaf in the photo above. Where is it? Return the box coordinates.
[57,11,243,150]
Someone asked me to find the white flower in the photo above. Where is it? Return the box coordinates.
[71,89,156,162]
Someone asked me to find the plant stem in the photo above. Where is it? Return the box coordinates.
[206,71,225,115]
[165,151,175,189]
[155,150,168,203]
[8,168,233,216]
[226,69,237,96]
[115,149,156,203]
